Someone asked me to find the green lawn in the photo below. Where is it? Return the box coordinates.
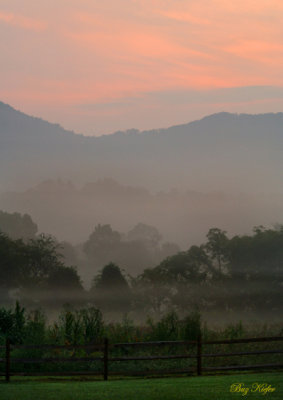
[0,372,282,400]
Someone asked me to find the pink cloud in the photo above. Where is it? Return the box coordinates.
[0,10,47,31]
[67,29,212,62]
[158,10,211,25]
[224,40,283,65]
[1,0,283,133]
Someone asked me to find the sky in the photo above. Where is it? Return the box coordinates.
[1,0,283,135]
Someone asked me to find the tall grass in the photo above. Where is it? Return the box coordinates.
[0,303,282,375]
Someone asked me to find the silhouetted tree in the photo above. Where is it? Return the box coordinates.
[90,263,131,312]
[205,228,229,272]
[92,263,129,291]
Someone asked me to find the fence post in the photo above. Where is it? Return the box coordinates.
[197,334,202,376]
[103,338,109,381]
[5,338,10,383]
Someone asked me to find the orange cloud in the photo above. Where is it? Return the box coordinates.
[224,40,283,66]
[158,10,211,25]
[0,10,46,31]
[213,0,283,14]
[67,29,212,62]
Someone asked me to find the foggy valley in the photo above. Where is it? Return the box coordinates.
[0,102,282,324]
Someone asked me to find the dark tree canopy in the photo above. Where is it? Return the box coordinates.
[205,228,229,272]
[90,263,131,312]
[92,263,129,291]
[0,233,82,292]
[136,226,283,314]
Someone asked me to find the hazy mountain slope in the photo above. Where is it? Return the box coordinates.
[0,102,90,190]
[0,101,282,193]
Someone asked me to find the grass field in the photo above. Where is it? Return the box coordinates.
[0,372,282,400]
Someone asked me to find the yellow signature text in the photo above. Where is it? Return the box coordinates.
[230,383,276,396]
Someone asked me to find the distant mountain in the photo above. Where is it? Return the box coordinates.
[0,101,282,193]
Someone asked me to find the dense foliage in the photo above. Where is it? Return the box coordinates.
[0,208,282,317]
[136,226,283,314]
[0,233,83,302]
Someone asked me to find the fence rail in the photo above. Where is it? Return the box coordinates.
[1,336,283,382]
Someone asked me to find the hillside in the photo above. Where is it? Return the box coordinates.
[0,101,282,194]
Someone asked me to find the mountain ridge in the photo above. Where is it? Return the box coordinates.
[0,101,282,194]
[1,100,283,139]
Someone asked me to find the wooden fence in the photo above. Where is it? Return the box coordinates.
[1,336,283,382]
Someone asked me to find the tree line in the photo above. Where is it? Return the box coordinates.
[0,210,282,316]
